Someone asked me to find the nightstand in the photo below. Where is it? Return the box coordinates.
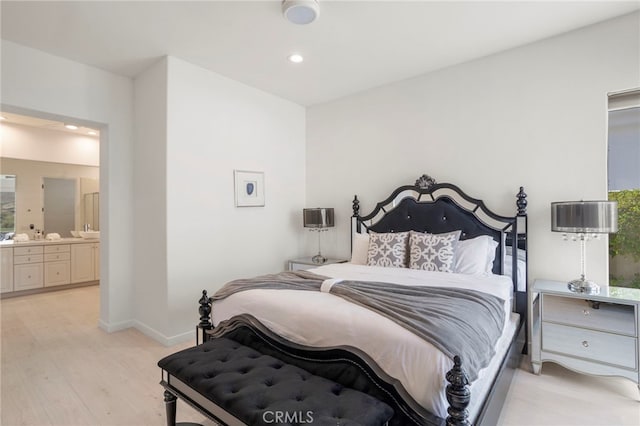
[287,257,348,271]
[531,279,640,388]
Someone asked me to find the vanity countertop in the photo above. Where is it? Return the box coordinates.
[0,237,99,247]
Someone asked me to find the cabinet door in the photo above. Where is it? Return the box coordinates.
[93,243,100,280]
[71,243,95,283]
[1,248,14,293]
[14,263,44,290]
[44,260,71,287]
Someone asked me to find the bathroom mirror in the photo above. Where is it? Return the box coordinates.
[43,177,75,237]
[83,192,99,231]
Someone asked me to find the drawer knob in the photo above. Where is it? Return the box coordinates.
[582,340,589,348]
[583,309,590,316]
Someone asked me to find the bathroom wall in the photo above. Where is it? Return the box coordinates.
[0,158,99,238]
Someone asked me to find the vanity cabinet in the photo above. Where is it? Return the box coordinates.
[44,245,71,287]
[1,248,13,293]
[71,242,99,283]
[0,240,99,296]
[14,246,44,291]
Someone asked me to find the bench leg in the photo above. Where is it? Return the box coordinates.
[164,390,177,426]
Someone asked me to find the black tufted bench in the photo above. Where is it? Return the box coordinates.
[158,337,394,426]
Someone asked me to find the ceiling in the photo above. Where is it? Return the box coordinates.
[1,1,639,106]
[0,112,100,137]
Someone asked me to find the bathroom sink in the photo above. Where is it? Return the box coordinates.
[79,231,100,239]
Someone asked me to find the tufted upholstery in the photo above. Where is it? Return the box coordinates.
[367,197,503,274]
[158,338,394,426]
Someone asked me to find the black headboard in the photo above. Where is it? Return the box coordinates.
[351,174,528,321]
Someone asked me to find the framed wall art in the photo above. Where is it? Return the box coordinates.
[234,170,265,207]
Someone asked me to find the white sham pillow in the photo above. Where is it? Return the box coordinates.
[350,232,370,265]
[454,235,498,275]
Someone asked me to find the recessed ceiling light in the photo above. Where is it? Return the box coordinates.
[288,53,304,63]
[64,124,79,130]
[88,130,98,136]
[0,116,6,120]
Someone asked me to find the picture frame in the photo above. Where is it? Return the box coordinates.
[234,170,265,207]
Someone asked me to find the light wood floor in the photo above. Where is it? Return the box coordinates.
[1,286,638,426]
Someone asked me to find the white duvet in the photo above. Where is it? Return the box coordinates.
[211,263,517,420]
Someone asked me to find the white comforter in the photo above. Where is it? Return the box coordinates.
[211,263,515,419]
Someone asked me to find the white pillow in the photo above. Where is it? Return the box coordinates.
[454,235,498,275]
[350,232,370,265]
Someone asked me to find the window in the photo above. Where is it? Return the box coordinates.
[608,89,640,288]
[0,174,16,236]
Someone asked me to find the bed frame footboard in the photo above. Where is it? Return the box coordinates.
[197,291,479,425]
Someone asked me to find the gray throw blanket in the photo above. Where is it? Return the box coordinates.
[213,271,505,381]
[328,280,505,382]
[212,270,328,301]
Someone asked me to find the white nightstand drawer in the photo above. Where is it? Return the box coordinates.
[44,252,71,262]
[542,322,637,370]
[14,254,44,265]
[14,246,43,256]
[542,294,636,336]
[44,244,70,254]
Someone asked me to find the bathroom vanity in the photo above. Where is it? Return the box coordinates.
[0,238,99,297]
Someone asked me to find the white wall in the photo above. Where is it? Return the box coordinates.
[132,57,169,340]
[132,56,307,344]
[1,40,135,330]
[1,122,99,166]
[306,12,640,286]
[165,57,306,340]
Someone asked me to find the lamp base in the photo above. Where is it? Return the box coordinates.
[311,254,327,264]
[567,278,600,295]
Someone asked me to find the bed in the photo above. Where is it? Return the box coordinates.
[197,174,528,425]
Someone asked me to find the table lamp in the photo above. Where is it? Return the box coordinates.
[551,200,618,294]
[303,208,334,264]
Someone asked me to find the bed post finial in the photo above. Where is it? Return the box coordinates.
[197,290,214,344]
[445,356,471,426]
[352,195,360,217]
[516,186,528,216]
[198,290,213,327]
[415,174,437,190]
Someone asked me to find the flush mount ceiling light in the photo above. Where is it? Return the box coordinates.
[282,0,319,25]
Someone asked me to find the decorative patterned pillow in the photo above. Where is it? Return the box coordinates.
[366,232,409,268]
[409,231,461,272]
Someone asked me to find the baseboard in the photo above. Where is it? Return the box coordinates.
[98,317,195,347]
[133,320,196,347]
[98,318,134,333]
